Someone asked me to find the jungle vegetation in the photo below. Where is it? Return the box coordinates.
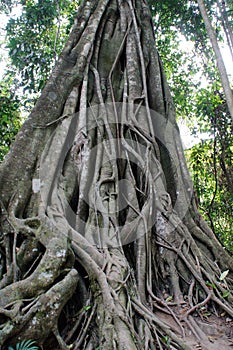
[0,0,232,349]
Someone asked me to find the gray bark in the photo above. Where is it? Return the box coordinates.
[0,1,233,349]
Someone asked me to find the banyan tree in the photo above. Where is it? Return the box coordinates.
[0,0,233,349]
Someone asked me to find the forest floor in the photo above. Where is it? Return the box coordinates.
[157,310,233,349]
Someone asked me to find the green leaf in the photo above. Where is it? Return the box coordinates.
[206,281,216,290]
[222,291,230,298]
[162,335,170,345]
[165,296,173,302]
[14,339,39,350]
[219,270,229,281]
[84,305,91,311]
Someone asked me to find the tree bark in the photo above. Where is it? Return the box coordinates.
[217,0,233,61]
[197,0,233,120]
[0,1,233,349]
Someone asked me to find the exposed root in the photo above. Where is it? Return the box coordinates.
[0,0,233,349]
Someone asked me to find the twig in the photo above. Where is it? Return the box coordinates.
[132,298,193,350]
[183,293,212,317]
[73,303,96,349]
[34,114,71,128]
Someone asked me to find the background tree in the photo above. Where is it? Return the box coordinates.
[149,0,233,251]
[0,1,233,349]
[197,0,233,120]
[0,76,21,161]
[5,0,79,94]
[185,88,233,252]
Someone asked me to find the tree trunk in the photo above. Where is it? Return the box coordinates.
[197,0,233,121]
[0,1,233,349]
[216,0,233,61]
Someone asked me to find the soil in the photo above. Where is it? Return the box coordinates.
[157,310,233,349]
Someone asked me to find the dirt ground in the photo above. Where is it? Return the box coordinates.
[156,310,233,349]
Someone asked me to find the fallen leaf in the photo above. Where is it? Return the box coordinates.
[219,270,229,281]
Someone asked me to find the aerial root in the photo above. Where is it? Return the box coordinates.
[132,298,193,350]
[0,269,78,347]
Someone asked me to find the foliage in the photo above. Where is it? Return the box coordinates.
[5,0,79,94]
[0,0,17,13]
[0,1,233,348]
[8,339,39,350]
[0,77,22,161]
[149,0,211,42]
[185,80,233,253]
[186,135,233,252]
[1,0,232,250]
[151,0,225,119]
[150,0,233,251]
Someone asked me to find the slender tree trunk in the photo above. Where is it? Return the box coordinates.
[197,0,233,121]
[218,0,233,59]
[0,1,233,349]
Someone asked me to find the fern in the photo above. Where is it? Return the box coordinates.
[8,339,39,350]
